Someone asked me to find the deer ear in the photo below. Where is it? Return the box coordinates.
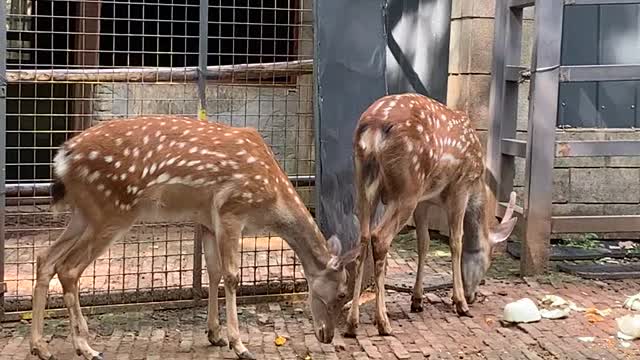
[327,235,342,257]
[340,246,360,265]
[490,217,517,245]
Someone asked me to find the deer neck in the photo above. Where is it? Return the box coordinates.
[462,183,491,254]
[274,209,331,279]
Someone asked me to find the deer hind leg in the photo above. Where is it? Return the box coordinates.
[411,201,431,313]
[31,210,89,360]
[445,190,472,317]
[216,215,254,360]
[202,227,227,347]
[345,162,377,337]
[370,200,417,336]
[55,223,132,360]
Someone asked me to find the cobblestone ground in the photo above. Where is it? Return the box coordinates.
[2,234,640,359]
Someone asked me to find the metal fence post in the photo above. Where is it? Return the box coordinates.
[192,0,209,301]
[522,0,564,276]
[0,0,7,321]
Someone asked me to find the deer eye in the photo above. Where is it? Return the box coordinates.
[338,292,346,300]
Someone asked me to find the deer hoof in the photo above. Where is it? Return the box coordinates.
[343,325,358,338]
[207,330,228,347]
[375,320,393,336]
[238,350,256,360]
[410,298,424,313]
[31,346,55,360]
[91,352,105,360]
[455,304,473,318]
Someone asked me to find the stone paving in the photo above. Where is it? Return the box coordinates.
[2,234,640,359]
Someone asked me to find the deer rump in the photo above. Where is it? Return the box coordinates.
[354,120,414,207]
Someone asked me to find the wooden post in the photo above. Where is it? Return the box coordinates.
[73,0,101,131]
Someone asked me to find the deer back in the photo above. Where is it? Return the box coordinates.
[53,116,301,220]
[354,93,486,204]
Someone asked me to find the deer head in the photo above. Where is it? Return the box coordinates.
[461,186,517,303]
[307,235,359,343]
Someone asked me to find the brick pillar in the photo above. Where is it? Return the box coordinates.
[447,0,496,139]
[423,0,497,235]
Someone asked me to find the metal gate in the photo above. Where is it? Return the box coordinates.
[1,0,314,318]
[487,0,640,276]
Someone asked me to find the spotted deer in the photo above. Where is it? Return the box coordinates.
[345,93,517,337]
[30,116,358,360]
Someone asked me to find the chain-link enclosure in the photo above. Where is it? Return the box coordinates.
[1,0,314,315]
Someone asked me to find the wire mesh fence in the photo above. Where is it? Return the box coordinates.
[1,0,315,314]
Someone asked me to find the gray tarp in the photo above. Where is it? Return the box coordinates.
[313,0,452,294]
[314,0,387,253]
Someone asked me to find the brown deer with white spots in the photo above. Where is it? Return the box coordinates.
[345,93,517,337]
[30,116,358,360]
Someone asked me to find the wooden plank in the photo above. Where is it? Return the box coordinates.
[552,215,640,233]
[501,138,527,157]
[556,140,640,157]
[6,60,314,83]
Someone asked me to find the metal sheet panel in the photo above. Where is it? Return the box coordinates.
[561,5,599,66]
[385,0,452,102]
[598,4,640,65]
[597,80,637,127]
[558,82,597,127]
[314,0,387,251]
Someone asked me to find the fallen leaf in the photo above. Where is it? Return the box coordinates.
[274,336,287,346]
[586,313,605,323]
[585,307,612,317]
[605,338,616,348]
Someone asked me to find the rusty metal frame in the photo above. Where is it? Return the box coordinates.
[487,0,640,276]
[0,0,7,321]
[2,0,315,317]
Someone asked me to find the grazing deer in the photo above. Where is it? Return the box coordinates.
[30,116,358,360]
[345,93,517,337]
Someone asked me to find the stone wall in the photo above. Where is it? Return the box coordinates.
[447,0,640,239]
[92,83,313,177]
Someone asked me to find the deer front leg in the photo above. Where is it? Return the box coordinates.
[345,170,374,337]
[446,192,472,317]
[202,228,227,347]
[217,218,254,360]
[344,229,370,337]
[411,202,431,313]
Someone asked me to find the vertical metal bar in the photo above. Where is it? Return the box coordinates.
[0,0,6,321]
[486,0,509,200]
[192,0,209,300]
[522,0,564,275]
[498,7,524,202]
